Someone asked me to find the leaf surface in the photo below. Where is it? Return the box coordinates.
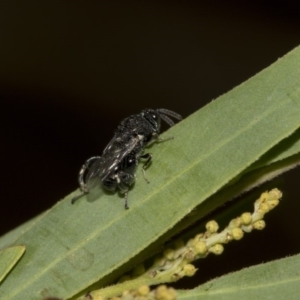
[1,46,300,299]
[178,254,300,300]
[0,246,25,283]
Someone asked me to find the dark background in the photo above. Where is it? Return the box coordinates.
[1,0,300,287]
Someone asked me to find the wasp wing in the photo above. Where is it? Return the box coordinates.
[80,157,105,200]
[98,135,140,181]
[85,157,105,182]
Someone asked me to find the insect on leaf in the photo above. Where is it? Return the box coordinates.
[1,46,300,299]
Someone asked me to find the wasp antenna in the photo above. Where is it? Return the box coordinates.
[157,108,182,120]
[160,113,175,127]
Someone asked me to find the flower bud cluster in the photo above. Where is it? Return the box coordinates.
[92,285,177,300]
[84,189,281,300]
[141,189,281,281]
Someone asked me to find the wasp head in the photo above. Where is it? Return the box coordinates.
[142,109,162,133]
[142,108,182,132]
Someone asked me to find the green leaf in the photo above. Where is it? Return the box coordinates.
[178,254,300,300]
[0,246,26,283]
[1,46,300,300]
[0,213,45,250]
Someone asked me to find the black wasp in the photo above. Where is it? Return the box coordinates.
[71,108,182,209]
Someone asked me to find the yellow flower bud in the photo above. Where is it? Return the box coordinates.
[229,218,241,228]
[269,188,282,201]
[231,228,244,240]
[268,199,279,209]
[260,192,269,202]
[253,220,266,230]
[138,285,150,296]
[195,241,207,255]
[241,212,252,225]
[210,244,224,255]
[259,203,270,213]
[163,249,175,260]
[156,285,177,300]
[156,285,168,300]
[206,220,219,233]
[183,264,197,277]
[194,233,203,241]
[165,287,177,300]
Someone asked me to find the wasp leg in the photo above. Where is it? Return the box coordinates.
[156,136,174,142]
[71,156,101,204]
[124,192,129,210]
[147,132,174,147]
[117,172,134,209]
[71,190,86,204]
[140,153,152,184]
[140,133,173,183]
